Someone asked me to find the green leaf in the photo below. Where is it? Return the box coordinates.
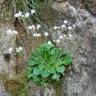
[56,66,65,73]
[52,74,59,80]
[28,73,33,78]
[39,64,45,70]
[57,59,63,65]
[48,67,56,74]
[41,71,49,77]
[32,76,40,82]
[33,67,40,75]
[63,55,72,65]
[51,48,61,55]
[28,59,36,65]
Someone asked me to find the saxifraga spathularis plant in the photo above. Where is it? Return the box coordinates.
[27,41,72,85]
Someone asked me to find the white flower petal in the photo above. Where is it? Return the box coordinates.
[37,24,41,30]
[8,48,13,53]
[61,24,66,29]
[59,36,63,39]
[69,34,73,38]
[31,10,36,14]
[16,48,19,52]
[64,20,68,24]
[44,32,48,36]
[33,33,37,37]
[13,30,18,34]
[53,26,58,30]
[28,26,32,29]
[56,39,60,43]
[73,24,76,28]
[32,25,36,30]
[37,33,41,37]
[14,11,22,17]
[48,41,52,45]
[6,29,12,35]
[18,47,23,51]
[68,26,73,30]
[25,12,30,17]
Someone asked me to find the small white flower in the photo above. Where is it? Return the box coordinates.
[37,33,41,37]
[59,35,63,39]
[28,26,32,29]
[53,26,58,30]
[12,30,18,34]
[68,26,73,30]
[32,25,36,30]
[33,33,37,37]
[25,12,30,17]
[64,20,68,24]
[61,24,66,29]
[18,47,23,51]
[56,39,60,43]
[31,9,36,15]
[44,32,48,36]
[73,24,76,28]
[8,48,13,54]
[63,34,66,37]
[6,29,12,35]
[48,41,52,45]
[68,34,73,38]
[14,11,22,17]
[36,24,41,30]
[16,48,19,52]
[16,47,23,52]
[21,15,25,17]
[7,29,18,35]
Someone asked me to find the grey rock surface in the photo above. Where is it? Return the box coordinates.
[0,2,16,95]
[68,0,96,16]
[52,2,96,96]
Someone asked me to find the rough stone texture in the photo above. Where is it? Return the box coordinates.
[0,2,16,95]
[68,0,96,16]
[0,80,9,96]
[51,2,96,96]
[0,24,16,78]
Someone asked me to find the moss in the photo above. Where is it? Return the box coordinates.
[0,71,29,96]
[5,79,22,96]
[53,80,62,96]
[0,73,8,82]
[47,78,62,96]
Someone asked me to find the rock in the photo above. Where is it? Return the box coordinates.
[0,3,16,95]
[0,80,9,96]
[51,2,96,96]
[68,0,96,16]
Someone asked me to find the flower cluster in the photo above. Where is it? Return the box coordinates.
[52,20,77,44]
[16,47,23,53]
[33,33,41,37]
[14,9,36,18]
[53,20,76,31]
[8,47,23,54]
[28,24,41,30]
[32,32,49,37]
[6,29,18,35]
